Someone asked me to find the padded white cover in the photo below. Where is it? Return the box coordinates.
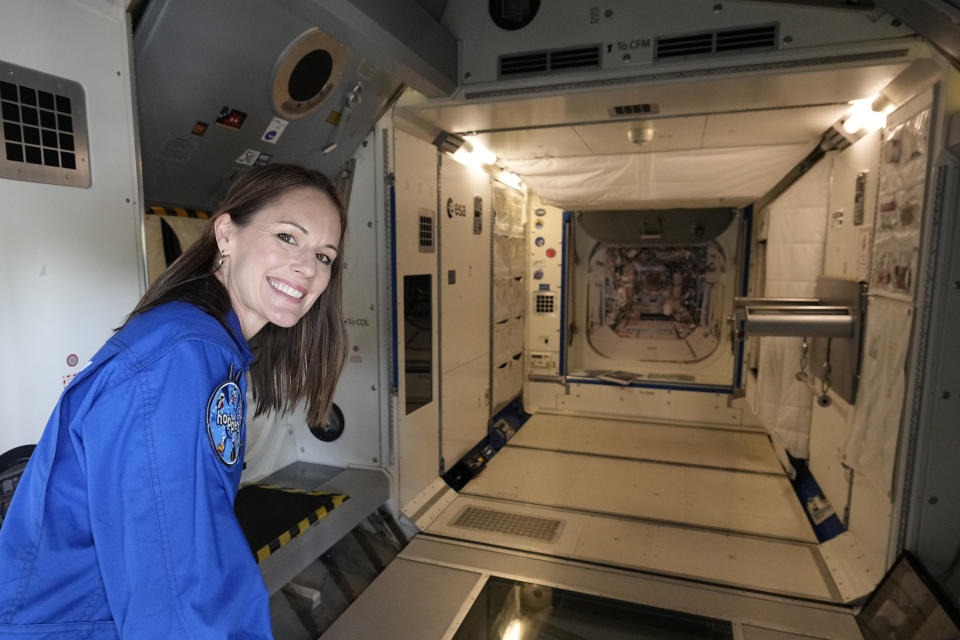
[748,160,830,458]
[508,144,810,210]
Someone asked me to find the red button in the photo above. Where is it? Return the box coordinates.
[546,248,556,258]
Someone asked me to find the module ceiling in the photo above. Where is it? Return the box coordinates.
[397,60,909,161]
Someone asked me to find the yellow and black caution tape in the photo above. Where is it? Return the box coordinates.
[256,484,348,498]
[145,205,210,219]
[234,484,349,564]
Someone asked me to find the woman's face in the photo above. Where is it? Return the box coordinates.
[214,186,341,339]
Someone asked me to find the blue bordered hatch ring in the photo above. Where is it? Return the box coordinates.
[309,403,345,442]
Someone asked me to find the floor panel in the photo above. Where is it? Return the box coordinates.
[512,414,782,474]
[427,495,837,601]
[400,537,860,637]
[464,447,816,542]
[322,558,483,640]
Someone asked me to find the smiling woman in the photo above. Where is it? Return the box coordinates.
[132,163,349,427]
[213,185,342,338]
[0,164,348,639]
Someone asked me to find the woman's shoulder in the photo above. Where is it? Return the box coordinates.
[112,302,244,366]
[122,301,223,337]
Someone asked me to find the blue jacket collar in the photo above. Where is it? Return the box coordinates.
[225,309,253,365]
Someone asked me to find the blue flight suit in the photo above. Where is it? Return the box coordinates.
[0,302,273,639]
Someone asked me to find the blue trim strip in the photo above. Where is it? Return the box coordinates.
[734,205,754,390]
[565,376,733,395]
[559,211,571,375]
[390,184,399,390]
[741,205,753,298]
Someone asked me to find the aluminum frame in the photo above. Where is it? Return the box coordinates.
[0,59,90,188]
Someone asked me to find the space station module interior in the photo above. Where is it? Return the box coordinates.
[3,0,960,637]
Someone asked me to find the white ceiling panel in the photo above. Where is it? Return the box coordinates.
[701,104,848,148]
[399,62,909,134]
[469,127,592,161]
[571,116,707,156]
[472,104,844,162]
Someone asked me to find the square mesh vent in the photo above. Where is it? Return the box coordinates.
[534,293,555,315]
[418,208,434,253]
[451,506,564,542]
[607,103,660,118]
[0,60,89,188]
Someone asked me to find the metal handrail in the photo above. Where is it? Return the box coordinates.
[742,305,854,338]
[734,297,821,307]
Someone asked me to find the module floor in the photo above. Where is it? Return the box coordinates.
[427,413,840,601]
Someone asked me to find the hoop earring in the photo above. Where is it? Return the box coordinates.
[215,249,227,272]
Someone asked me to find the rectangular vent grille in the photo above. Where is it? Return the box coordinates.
[452,506,564,541]
[607,103,660,118]
[655,23,778,61]
[0,60,89,188]
[418,209,434,253]
[535,293,555,315]
[500,45,601,78]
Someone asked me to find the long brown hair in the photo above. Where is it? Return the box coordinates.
[125,164,348,425]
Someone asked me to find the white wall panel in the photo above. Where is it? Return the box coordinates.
[0,1,143,455]
[847,471,894,574]
[809,127,882,527]
[293,134,384,469]
[439,158,491,372]
[807,95,934,582]
[907,90,960,592]
[807,392,854,526]
[555,384,745,428]
[525,193,564,376]
[523,380,560,413]
[438,156,491,466]
[394,128,441,511]
[822,130,882,281]
[441,356,489,467]
[491,181,526,411]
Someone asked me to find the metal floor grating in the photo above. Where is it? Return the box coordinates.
[450,506,564,542]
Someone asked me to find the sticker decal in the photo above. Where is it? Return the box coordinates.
[192,121,209,136]
[206,366,244,466]
[260,117,288,144]
[254,152,272,167]
[215,106,247,130]
[235,149,261,166]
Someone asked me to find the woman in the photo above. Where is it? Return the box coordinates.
[0,164,348,639]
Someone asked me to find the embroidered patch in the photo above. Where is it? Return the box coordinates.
[206,367,244,466]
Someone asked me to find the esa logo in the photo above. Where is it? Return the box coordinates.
[446,197,467,218]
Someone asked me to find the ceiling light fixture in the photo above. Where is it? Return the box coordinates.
[839,59,941,137]
[841,94,894,135]
[495,170,524,190]
[452,138,497,169]
[432,130,465,154]
[627,125,654,146]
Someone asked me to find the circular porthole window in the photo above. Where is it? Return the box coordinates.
[272,28,348,119]
[489,0,540,31]
[288,50,334,102]
[308,403,345,442]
